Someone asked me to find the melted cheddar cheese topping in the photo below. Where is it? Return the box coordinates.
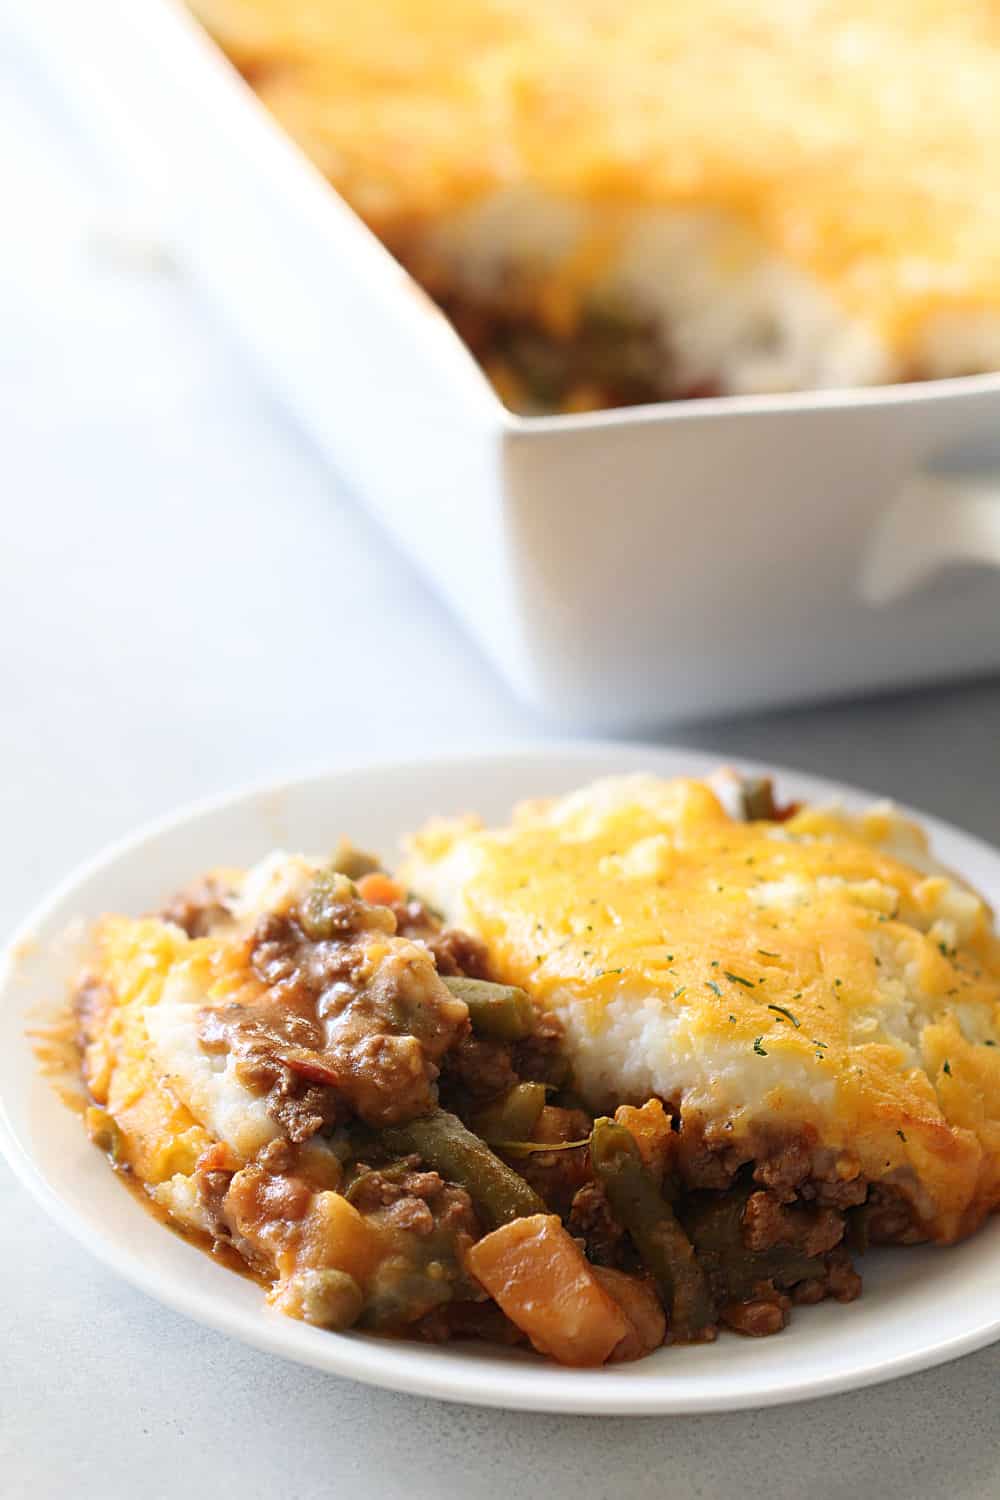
[78,913,290,1180]
[191,0,1000,352]
[79,919,219,1185]
[404,776,1000,1240]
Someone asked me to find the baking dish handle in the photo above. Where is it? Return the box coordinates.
[859,470,1000,605]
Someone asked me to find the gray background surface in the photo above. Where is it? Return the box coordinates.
[4,22,1000,1498]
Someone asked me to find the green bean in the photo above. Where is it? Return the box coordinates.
[590,1118,714,1341]
[472,1083,548,1144]
[441,976,536,1042]
[381,1109,546,1230]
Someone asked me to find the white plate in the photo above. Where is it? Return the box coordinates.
[3,741,1000,1414]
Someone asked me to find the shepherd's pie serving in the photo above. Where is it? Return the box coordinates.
[66,774,1000,1365]
[189,0,1000,412]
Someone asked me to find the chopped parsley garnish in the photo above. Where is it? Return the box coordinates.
[728,1014,737,1024]
[707,980,723,997]
[813,1039,828,1049]
[725,971,755,989]
[753,1036,768,1056]
[897,1129,907,1143]
[757,948,779,958]
[943,1059,952,1076]
[987,1040,997,1048]
[673,986,687,1000]
[711,960,720,967]
[767,1004,801,1028]
[834,978,843,987]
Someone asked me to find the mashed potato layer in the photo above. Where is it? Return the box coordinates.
[403,775,1000,1241]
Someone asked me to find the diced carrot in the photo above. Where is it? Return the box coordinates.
[465,1213,630,1366]
[592,1266,667,1362]
[614,1099,674,1182]
[356,873,405,907]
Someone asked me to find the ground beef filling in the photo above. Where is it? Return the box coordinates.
[565,1160,863,1329]
[426,284,681,415]
[568,1182,626,1267]
[196,888,469,1136]
[741,1190,845,1259]
[392,899,494,982]
[347,1161,474,1235]
[342,1158,483,1331]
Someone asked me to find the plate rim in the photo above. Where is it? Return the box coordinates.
[4,737,1000,1414]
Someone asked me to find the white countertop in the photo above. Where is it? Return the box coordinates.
[5,22,1000,1499]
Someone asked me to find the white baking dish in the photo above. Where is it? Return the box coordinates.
[27,0,1000,729]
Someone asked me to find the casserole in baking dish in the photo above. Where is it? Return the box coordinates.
[190,0,1000,414]
[25,0,1000,725]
